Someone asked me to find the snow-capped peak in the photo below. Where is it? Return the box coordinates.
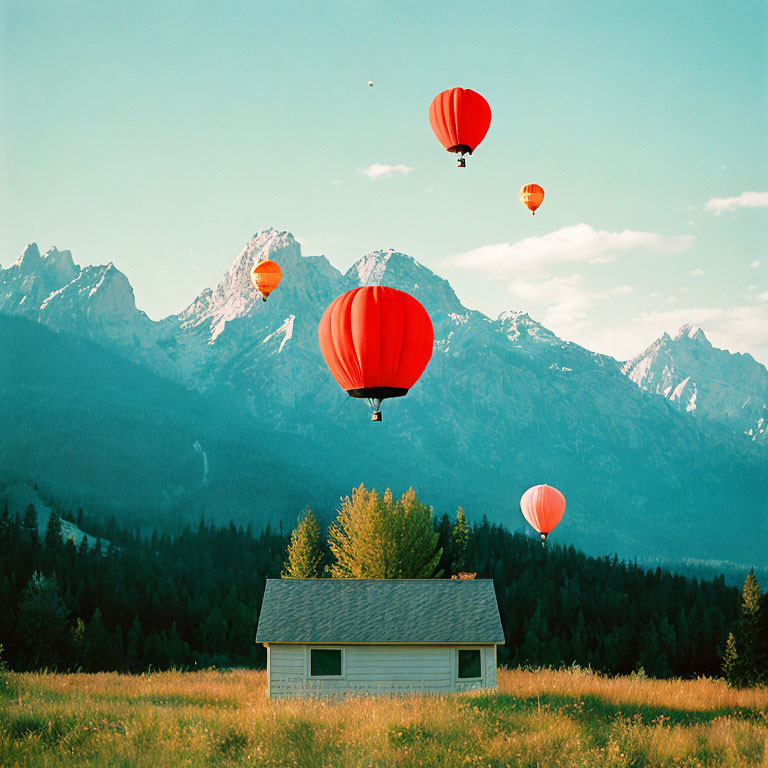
[624,323,768,442]
[498,310,559,345]
[181,229,302,341]
[676,324,709,344]
[352,249,395,285]
[225,229,297,279]
[345,249,466,314]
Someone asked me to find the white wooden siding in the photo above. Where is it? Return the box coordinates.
[266,643,499,699]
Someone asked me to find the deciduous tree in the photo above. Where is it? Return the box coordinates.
[329,485,442,579]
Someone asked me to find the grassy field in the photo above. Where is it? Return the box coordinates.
[1,667,767,767]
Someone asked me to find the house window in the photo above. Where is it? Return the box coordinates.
[309,648,343,677]
[457,649,482,679]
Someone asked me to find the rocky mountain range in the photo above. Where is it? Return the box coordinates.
[2,230,766,567]
[623,324,767,444]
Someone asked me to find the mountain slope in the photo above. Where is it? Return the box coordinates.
[0,315,340,528]
[1,232,766,566]
[623,325,768,443]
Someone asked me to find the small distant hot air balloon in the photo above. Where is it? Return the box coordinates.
[250,259,282,302]
[429,87,491,168]
[318,286,434,421]
[519,183,545,215]
[368,80,374,87]
[520,484,566,546]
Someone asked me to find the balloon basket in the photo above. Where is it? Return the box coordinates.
[371,411,382,422]
[457,157,466,168]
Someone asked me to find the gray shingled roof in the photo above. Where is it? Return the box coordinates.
[255,579,505,644]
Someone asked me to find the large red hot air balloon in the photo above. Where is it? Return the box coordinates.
[318,286,434,421]
[520,484,566,546]
[429,87,492,167]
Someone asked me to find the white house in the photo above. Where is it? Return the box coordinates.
[255,578,505,698]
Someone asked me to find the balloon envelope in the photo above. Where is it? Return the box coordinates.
[318,286,434,413]
[429,87,491,156]
[520,484,566,540]
[519,183,545,215]
[250,259,283,300]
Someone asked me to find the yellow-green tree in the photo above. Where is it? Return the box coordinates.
[328,485,442,578]
[281,509,324,578]
[452,506,472,573]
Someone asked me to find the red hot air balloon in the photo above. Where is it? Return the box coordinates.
[318,286,434,421]
[429,87,492,167]
[520,484,566,546]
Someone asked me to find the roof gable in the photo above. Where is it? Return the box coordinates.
[256,579,505,644]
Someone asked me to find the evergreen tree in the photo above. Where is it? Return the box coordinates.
[164,622,191,667]
[281,509,324,578]
[22,503,39,549]
[435,513,453,576]
[203,606,228,655]
[125,615,144,672]
[723,571,764,687]
[722,632,740,686]
[452,507,472,574]
[329,485,442,578]
[17,572,69,669]
[44,511,63,550]
[83,608,113,672]
[516,605,547,666]
[0,576,15,656]
[70,617,86,669]
[0,502,10,550]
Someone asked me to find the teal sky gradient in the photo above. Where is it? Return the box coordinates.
[2,0,766,361]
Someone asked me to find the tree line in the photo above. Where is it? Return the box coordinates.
[1,485,765,682]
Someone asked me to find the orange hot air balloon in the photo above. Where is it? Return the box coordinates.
[519,183,545,215]
[520,484,566,546]
[250,259,282,301]
[429,87,492,167]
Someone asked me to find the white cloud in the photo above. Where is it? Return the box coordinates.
[577,305,768,366]
[691,268,704,276]
[704,191,768,214]
[359,163,414,180]
[494,274,768,366]
[508,274,596,337]
[446,224,693,275]
[330,179,343,186]
[750,260,760,269]
[611,285,634,296]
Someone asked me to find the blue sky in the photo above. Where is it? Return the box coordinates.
[2,0,766,362]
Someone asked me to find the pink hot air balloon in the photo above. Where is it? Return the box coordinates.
[520,484,566,546]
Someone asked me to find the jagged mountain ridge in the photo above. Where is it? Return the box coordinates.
[1,230,766,566]
[623,324,768,444]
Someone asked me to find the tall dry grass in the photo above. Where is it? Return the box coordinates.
[1,666,766,767]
